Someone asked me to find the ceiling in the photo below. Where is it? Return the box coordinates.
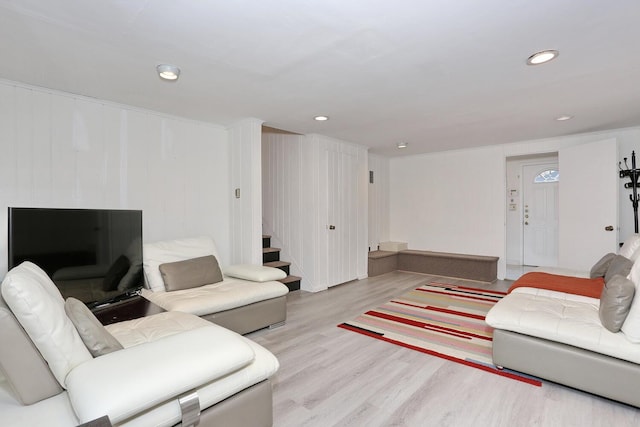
[1,1,639,157]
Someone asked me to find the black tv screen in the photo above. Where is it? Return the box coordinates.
[8,207,143,305]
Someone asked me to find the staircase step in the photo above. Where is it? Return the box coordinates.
[279,275,301,292]
[262,247,280,263]
[262,234,271,249]
[264,261,290,275]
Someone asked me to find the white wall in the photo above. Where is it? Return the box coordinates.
[368,153,390,251]
[262,131,368,291]
[390,127,640,280]
[390,146,506,276]
[0,79,232,277]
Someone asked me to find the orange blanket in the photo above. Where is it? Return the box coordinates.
[508,272,605,299]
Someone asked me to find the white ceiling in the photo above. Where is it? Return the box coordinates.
[2,0,639,157]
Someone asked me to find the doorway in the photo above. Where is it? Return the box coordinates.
[505,153,559,279]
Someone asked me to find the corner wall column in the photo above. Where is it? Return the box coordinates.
[228,118,264,265]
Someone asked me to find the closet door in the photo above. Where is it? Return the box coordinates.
[558,138,618,270]
[326,146,359,287]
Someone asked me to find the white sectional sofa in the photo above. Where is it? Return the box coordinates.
[0,261,280,426]
[486,235,640,407]
[141,236,289,335]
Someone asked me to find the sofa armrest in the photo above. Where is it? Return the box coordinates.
[66,326,255,424]
[223,264,286,282]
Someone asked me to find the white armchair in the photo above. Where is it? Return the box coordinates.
[0,262,279,426]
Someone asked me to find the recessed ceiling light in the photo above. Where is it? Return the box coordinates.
[157,64,180,81]
[526,50,559,66]
[555,115,573,121]
[397,142,408,149]
[314,115,329,121]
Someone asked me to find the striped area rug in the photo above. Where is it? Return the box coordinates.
[338,282,542,386]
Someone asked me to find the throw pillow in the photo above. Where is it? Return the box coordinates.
[590,252,616,278]
[102,255,130,291]
[599,274,636,333]
[159,255,223,292]
[64,297,123,357]
[223,264,287,282]
[604,255,634,283]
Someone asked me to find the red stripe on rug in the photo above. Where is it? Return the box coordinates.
[391,301,487,321]
[366,310,492,341]
[423,305,486,321]
[427,283,507,297]
[415,288,501,303]
[337,323,542,387]
[338,323,541,386]
[454,285,507,296]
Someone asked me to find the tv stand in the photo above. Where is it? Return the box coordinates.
[92,295,165,326]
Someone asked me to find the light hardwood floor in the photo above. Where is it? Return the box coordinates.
[248,271,640,427]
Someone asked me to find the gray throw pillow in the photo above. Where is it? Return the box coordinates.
[64,298,124,357]
[604,255,634,283]
[599,274,636,333]
[159,255,223,292]
[590,252,616,279]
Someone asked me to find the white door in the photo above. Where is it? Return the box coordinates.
[522,163,559,266]
[558,139,618,270]
[326,148,358,287]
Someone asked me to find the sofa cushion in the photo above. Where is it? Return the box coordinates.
[65,297,123,357]
[144,236,221,292]
[619,234,640,261]
[223,264,287,282]
[604,255,633,283]
[589,252,616,278]
[106,311,211,348]
[1,262,92,387]
[159,255,223,291]
[599,275,636,333]
[142,277,289,316]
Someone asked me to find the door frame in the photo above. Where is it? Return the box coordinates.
[505,153,559,267]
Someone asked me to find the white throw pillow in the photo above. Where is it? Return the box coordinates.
[223,264,287,282]
[143,236,221,292]
[621,258,640,342]
[1,262,92,387]
[619,234,640,261]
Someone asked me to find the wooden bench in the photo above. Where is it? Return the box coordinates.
[368,249,498,282]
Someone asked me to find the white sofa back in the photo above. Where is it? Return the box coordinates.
[143,236,221,293]
[619,234,640,261]
[1,262,92,387]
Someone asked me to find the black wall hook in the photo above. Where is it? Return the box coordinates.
[620,150,640,233]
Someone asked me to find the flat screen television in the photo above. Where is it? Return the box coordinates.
[8,207,143,306]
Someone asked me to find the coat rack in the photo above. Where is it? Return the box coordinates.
[620,150,640,233]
